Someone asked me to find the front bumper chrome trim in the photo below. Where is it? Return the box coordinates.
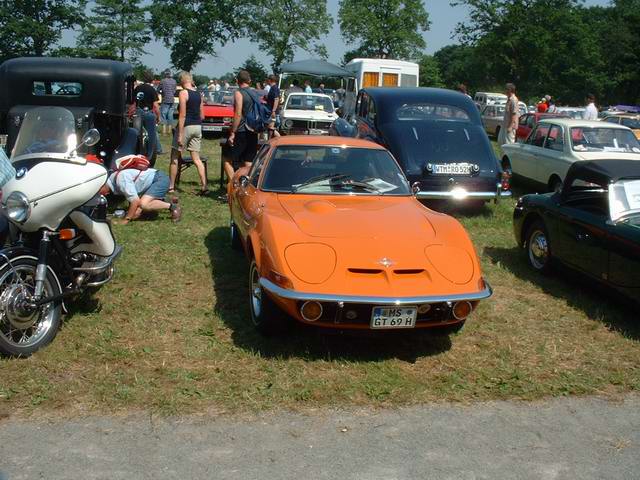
[416,190,512,200]
[259,278,493,304]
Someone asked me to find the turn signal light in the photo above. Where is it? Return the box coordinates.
[268,269,294,290]
[58,228,76,240]
[300,301,323,322]
[452,301,473,320]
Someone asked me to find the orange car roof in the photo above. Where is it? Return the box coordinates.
[267,135,386,149]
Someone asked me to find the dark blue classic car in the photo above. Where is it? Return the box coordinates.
[514,160,640,302]
[332,88,511,203]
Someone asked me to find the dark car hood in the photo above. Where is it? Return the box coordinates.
[380,121,497,177]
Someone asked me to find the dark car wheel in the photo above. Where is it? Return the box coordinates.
[230,221,242,251]
[249,259,285,335]
[549,176,563,193]
[525,220,552,273]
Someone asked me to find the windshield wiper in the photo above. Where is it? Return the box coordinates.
[293,173,349,192]
[331,178,380,193]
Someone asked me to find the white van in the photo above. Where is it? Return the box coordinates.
[474,92,507,109]
[342,58,419,119]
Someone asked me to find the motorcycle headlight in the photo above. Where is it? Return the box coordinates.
[4,191,30,223]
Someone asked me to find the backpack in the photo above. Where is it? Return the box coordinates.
[242,88,272,133]
[113,154,150,182]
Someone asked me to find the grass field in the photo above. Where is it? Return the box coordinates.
[1,132,639,417]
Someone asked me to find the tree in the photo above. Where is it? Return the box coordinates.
[238,55,269,84]
[0,0,86,62]
[338,0,429,62]
[78,0,151,63]
[433,44,485,90]
[247,0,332,72]
[450,0,606,104]
[416,54,444,88]
[150,0,247,71]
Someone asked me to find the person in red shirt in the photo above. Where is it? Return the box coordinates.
[537,98,548,113]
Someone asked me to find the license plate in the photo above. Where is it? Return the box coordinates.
[203,125,223,132]
[433,163,472,175]
[308,128,326,135]
[370,306,417,329]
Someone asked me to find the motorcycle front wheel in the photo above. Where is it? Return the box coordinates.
[0,257,62,357]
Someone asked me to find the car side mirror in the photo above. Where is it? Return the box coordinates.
[412,182,421,195]
[239,175,249,188]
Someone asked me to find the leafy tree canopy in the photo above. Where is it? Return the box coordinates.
[78,0,151,64]
[150,0,247,71]
[238,55,269,84]
[0,0,86,62]
[247,0,332,72]
[338,0,429,62]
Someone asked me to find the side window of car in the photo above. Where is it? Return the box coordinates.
[249,145,270,187]
[527,115,536,128]
[519,114,527,125]
[529,124,550,147]
[544,125,564,152]
[356,93,369,118]
[367,97,376,124]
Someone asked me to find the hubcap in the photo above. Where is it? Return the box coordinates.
[0,264,55,348]
[250,263,262,320]
[529,230,549,269]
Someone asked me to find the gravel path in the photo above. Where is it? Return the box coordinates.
[1,395,639,480]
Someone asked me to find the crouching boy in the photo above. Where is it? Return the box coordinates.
[100,168,182,224]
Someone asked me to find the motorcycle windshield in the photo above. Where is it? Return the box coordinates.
[11,107,78,160]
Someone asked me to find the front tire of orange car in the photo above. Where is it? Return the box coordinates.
[249,259,285,335]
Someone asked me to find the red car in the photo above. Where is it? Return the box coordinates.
[201,91,234,135]
[517,112,568,141]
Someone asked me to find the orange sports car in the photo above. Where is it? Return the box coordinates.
[228,136,492,334]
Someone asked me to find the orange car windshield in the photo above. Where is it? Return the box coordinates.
[261,146,411,195]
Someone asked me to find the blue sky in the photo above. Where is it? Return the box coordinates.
[63,0,609,77]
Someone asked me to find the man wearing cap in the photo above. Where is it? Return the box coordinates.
[100,166,182,224]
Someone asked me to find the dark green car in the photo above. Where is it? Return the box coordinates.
[513,160,640,302]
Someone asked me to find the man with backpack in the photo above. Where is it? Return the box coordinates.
[225,70,271,182]
[100,156,182,224]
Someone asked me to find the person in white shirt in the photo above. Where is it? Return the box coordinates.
[583,94,598,120]
[304,79,312,93]
[498,83,519,147]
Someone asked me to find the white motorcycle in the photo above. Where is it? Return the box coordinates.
[0,106,122,357]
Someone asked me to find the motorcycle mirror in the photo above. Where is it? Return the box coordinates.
[67,128,101,158]
[81,129,101,147]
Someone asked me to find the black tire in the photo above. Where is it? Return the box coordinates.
[549,176,563,193]
[248,259,285,335]
[524,220,552,274]
[230,221,242,251]
[0,257,63,357]
[431,321,465,336]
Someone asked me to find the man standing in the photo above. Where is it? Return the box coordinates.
[158,70,177,136]
[266,74,281,138]
[583,94,598,120]
[499,83,519,146]
[226,70,259,183]
[304,79,312,93]
[134,70,160,159]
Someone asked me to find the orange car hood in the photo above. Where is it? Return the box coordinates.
[277,195,435,240]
